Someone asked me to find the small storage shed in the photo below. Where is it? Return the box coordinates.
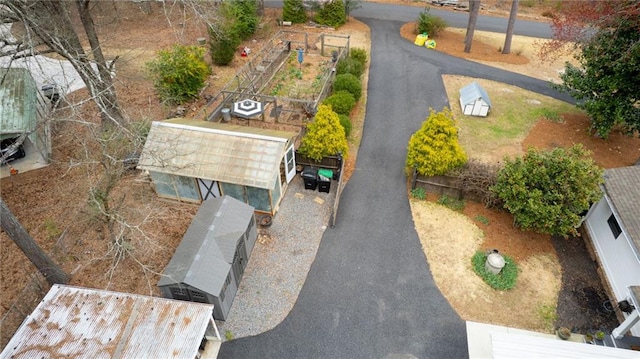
[0,284,222,359]
[0,68,50,176]
[158,195,258,321]
[138,118,298,216]
[459,81,492,117]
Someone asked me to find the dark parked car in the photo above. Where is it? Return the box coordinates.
[1,137,26,165]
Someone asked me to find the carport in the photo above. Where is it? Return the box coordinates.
[0,68,51,177]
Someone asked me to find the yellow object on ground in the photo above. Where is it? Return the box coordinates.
[414,33,428,46]
[425,39,437,49]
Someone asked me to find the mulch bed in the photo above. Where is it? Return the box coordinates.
[551,236,620,334]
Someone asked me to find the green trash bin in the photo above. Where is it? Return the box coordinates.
[318,169,333,193]
[318,168,333,179]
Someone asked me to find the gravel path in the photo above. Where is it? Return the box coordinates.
[215,175,336,340]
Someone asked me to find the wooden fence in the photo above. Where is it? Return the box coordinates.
[200,30,349,123]
[410,169,486,203]
[411,169,464,199]
[294,153,342,170]
[329,154,346,228]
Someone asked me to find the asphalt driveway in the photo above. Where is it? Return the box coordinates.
[220,12,572,359]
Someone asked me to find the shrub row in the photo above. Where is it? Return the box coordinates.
[321,47,368,136]
[298,46,368,160]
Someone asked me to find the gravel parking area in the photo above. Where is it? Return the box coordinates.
[215,174,336,340]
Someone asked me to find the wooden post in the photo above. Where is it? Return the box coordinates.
[411,168,418,190]
[321,34,325,56]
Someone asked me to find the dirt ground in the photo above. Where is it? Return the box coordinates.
[0,3,371,347]
[1,0,635,345]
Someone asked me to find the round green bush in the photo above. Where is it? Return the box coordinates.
[334,73,362,101]
[471,251,518,291]
[336,57,364,78]
[323,91,355,115]
[349,47,367,66]
[209,29,239,66]
[283,0,307,23]
[338,114,352,138]
[416,10,448,37]
[225,0,259,40]
[315,0,346,28]
[146,45,211,105]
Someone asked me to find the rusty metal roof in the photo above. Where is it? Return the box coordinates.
[0,68,38,137]
[603,166,640,258]
[138,119,297,190]
[0,285,215,359]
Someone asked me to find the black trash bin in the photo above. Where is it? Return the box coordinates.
[317,169,333,193]
[301,166,318,190]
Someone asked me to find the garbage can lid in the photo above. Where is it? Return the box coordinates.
[221,108,230,113]
[318,168,333,178]
[301,166,318,178]
[487,253,505,268]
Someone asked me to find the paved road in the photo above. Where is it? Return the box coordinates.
[220,8,573,359]
[267,1,555,38]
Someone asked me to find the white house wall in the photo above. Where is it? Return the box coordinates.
[585,197,640,336]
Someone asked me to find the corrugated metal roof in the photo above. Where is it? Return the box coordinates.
[0,68,38,137]
[0,285,214,359]
[604,166,640,257]
[491,332,639,359]
[138,118,297,190]
[158,196,254,296]
[459,81,492,107]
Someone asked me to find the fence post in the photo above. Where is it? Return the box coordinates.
[346,35,350,54]
[411,168,418,190]
[320,34,325,56]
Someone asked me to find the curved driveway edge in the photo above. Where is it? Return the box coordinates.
[220,12,573,359]
[219,18,469,359]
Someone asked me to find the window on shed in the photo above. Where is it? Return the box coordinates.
[607,214,622,239]
[220,183,273,212]
[220,182,246,202]
[247,186,271,212]
[150,172,200,202]
[271,171,281,209]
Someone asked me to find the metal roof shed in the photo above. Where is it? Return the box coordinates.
[138,118,298,216]
[459,81,492,117]
[158,195,258,320]
[0,68,50,176]
[0,284,222,359]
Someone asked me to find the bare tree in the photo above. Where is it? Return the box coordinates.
[464,0,481,53]
[502,0,519,54]
[1,0,125,127]
[0,198,70,286]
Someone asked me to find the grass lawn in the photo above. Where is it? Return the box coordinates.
[443,75,584,163]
